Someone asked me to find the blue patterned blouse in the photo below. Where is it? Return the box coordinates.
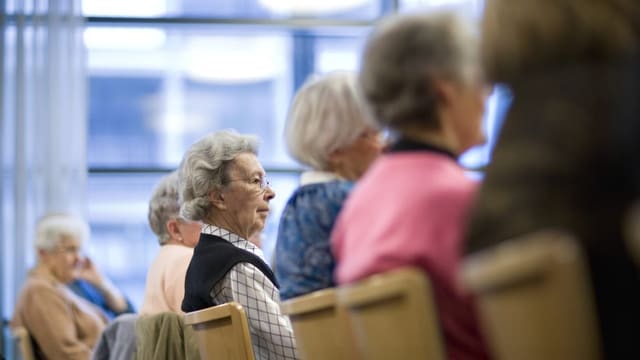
[275,177,354,300]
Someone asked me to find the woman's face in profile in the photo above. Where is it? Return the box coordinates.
[41,234,82,283]
[220,152,275,238]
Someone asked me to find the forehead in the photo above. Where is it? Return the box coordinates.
[58,234,81,247]
[228,152,264,176]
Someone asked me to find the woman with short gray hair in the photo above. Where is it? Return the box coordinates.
[275,71,383,300]
[140,171,202,314]
[331,12,490,359]
[179,130,299,360]
[359,11,480,132]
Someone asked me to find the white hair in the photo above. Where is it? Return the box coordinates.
[285,71,374,170]
[148,170,180,245]
[178,130,259,221]
[35,213,89,251]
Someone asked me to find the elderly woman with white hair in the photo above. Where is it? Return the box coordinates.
[330,12,490,359]
[140,170,202,314]
[275,71,383,300]
[12,214,107,360]
[179,130,299,360]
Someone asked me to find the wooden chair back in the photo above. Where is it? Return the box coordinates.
[11,327,36,360]
[280,288,355,360]
[338,267,445,360]
[184,302,255,360]
[462,230,602,360]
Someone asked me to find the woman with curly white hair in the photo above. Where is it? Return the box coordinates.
[275,71,383,301]
[179,130,298,360]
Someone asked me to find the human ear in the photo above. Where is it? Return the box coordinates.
[37,248,49,261]
[208,190,227,210]
[166,219,181,242]
[327,147,347,167]
[434,78,457,106]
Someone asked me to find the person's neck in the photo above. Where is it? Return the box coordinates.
[327,165,357,181]
[398,127,459,156]
[205,216,251,240]
[163,238,187,247]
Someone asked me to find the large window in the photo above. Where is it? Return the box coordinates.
[84,1,385,308]
[82,0,502,309]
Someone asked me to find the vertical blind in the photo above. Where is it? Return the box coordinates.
[0,1,86,355]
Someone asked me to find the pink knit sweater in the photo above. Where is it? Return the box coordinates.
[331,152,489,360]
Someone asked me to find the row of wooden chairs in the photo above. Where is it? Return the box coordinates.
[281,229,602,360]
[280,267,444,360]
[12,230,602,360]
[10,303,252,360]
[181,267,442,360]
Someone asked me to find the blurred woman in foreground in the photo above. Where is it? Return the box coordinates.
[331,12,490,359]
[466,0,640,357]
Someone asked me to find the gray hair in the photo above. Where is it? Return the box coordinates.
[285,71,374,170]
[35,213,89,251]
[179,130,259,221]
[359,11,479,131]
[148,171,180,245]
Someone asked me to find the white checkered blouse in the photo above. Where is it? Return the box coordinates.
[202,224,299,360]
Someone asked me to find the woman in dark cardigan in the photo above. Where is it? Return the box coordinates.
[178,130,298,360]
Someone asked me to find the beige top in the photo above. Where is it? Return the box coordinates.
[12,267,107,360]
[140,244,193,315]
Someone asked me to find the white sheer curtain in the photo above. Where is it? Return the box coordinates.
[1,0,86,354]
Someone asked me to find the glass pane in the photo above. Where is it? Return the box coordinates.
[399,0,484,18]
[86,25,368,169]
[86,171,300,308]
[86,173,165,309]
[81,0,388,20]
[459,85,512,169]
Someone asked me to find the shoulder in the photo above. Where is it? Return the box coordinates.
[20,275,59,295]
[227,261,277,288]
[17,277,68,309]
[161,244,194,261]
[280,181,353,222]
[285,181,353,207]
[340,155,476,219]
[390,154,477,197]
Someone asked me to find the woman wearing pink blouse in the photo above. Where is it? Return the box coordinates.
[331,12,490,360]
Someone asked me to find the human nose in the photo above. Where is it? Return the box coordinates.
[263,184,275,200]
